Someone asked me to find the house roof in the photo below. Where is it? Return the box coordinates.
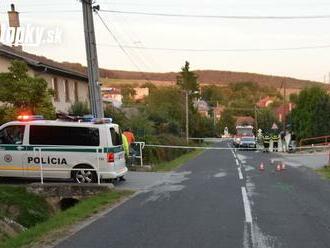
[0,44,88,81]
[194,100,209,112]
[213,105,225,114]
[257,96,274,108]
[275,103,295,116]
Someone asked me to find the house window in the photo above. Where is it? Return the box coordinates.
[74,81,79,102]
[52,77,59,101]
[64,80,70,102]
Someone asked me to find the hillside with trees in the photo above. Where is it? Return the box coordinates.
[60,62,327,90]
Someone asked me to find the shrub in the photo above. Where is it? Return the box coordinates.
[68,101,90,116]
[142,134,192,165]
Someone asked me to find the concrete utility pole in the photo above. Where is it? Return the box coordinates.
[254,106,258,134]
[185,90,189,144]
[82,0,104,118]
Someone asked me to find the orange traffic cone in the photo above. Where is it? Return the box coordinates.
[281,163,286,170]
[276,164,281,172]
[259,162,265,171]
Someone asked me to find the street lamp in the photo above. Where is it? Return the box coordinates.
[185,90,199,144]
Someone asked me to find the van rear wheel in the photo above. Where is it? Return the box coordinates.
[72,167,97,184]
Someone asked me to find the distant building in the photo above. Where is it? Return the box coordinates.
[257,96,274,108]
[133,87,149,101]
[194,100,210,117]
[0,45,89,113]
[101,87,123,108]
[213,104,225,120]
[0,4,90,114]
[274,103,294,122]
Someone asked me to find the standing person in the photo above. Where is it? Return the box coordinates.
[289,131,297,153]
[280,130,287,152]
[123,128,135,145]
[272,133,280,152]
[122,134,129,157]
[263,133,271,153]
[123,128,136,165]
[257,129,263,148]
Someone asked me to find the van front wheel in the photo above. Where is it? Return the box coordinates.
[72,167,97,184]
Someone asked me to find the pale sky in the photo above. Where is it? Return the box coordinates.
[1,0,330,82]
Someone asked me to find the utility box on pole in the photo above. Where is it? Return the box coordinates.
[82,0,104,118]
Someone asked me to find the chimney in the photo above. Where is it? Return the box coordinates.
[8,4,22,51]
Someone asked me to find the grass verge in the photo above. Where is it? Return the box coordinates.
[0,185,50,228]
[0,189,133,248]
[316,166,330,180]
[152,149,204,172]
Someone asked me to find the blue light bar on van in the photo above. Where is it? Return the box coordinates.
[92,118,112,124]
[17,115,44,121]
[80,115,95,122]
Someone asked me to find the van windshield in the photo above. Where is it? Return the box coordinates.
[30,125,100,146]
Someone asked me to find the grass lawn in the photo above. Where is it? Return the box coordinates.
[316,166,330,180]
[0,185,50,228]
[0,189,133,248]
[152,149,204,172]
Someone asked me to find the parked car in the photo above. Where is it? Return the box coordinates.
[238,137,256,150]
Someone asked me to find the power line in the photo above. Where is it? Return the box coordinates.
[98,43,330,52]
[110,14,161,71]
[96,12,152,82]
[106,14,154,71]
[100,9,330,20]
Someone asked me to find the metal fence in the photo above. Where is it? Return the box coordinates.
[131,142,145,167]
[32,143,146,184]
[33,146,103,185]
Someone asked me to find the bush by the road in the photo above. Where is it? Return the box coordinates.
[142,134,193,165]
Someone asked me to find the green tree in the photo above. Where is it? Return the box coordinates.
[128,114,155,139]
[218,110,236,135]
[289,93,298,104]
[0,106,17,125]
[311,94,330,137]
[290,86,330,139]
[201,85,224,107]
[176,61,199,92]
[68,101,90,116]
[0,60,55,119]
[146,87,185,133]
[190,114,216,137]
[104,104,128,127]
[257,108,278,133]
[141,82,157,92]
[121,85,136,105]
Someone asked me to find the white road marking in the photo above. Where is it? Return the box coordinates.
[241,187,253,223]
[235,158,240,166]
[214,172,227,178]
[238,167,243,180]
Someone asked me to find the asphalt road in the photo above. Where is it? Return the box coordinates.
[55,141,330,248]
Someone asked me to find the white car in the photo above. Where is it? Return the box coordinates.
[0,116,127,183]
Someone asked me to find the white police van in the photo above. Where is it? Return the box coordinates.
[0,115,127,183]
